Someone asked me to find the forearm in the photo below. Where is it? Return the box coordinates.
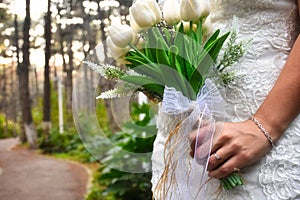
[254,35,300,142]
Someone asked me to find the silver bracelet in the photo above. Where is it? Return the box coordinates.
[250,116,275,148]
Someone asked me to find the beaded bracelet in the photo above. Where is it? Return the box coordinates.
[250,116,275,148]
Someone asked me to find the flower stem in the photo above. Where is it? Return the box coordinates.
[220,173,243,190]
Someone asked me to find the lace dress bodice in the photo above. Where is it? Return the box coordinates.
[210,0,300,199]
[210,0,299,121]
[152,0,300,199]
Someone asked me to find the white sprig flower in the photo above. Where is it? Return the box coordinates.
[96,83,136,99]
[83,61,125,80]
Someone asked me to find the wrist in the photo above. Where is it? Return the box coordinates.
[250,116,275,148]
[252,114,284,143]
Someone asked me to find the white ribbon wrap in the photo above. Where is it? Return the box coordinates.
[154,79,224,199]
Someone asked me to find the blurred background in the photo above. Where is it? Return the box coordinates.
[0,0,156,199]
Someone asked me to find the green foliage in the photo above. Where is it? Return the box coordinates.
[86,103,157,200]
[216,30,251,85]
[122,22,230,100]
[35,82,99,163]
[98,169,152,200]
[0,114,19,139]
[39,126,94,163]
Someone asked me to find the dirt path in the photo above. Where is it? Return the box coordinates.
[0,138,89,200]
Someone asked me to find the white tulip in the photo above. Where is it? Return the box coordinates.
[107,36,130,61]
[202,16,213,38]
[129,0,162,30]
[181,21,191,32]
[108,22,135,48]
[163,0,181,25]
[200,0,211,19]
[177,21,197,33]
[145,0,162,23]
[180,0,211,22]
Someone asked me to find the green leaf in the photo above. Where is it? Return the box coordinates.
[125,55,147,67]
[144,48,154,62]
[189,32,230,93]
[168,45,178,68]
[127,45,166,81]
[100,169,127,180]
[207,31,230,62]
[174,32,186,74]
[196,20,203,45]
[153,27,169,49]
[162,28,172,45]
[156,38,170,66]
[147,28,158,61]
[124,59,162,81]
[121,75,164,95]
[204,29,220,49]
[178,22,184,34]
[183,36,196,78]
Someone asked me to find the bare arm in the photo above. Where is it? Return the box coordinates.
[255,35,300,141]
[190,10,300,178]
[255,0,300,141]
[205,35,300,179]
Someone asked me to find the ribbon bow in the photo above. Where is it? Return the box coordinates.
[159,79,224,199]
[161,79,224,117]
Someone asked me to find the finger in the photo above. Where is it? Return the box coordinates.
[208,156,242,179]
[192,126,216,163]
[210,127,228,153]
[207,146,234,171]
[194,140,213,165]
[189,125,211,152]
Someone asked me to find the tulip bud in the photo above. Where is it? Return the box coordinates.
[200,0,211,19]
[107,36,130,61]
[180,0,211,22]
[108,22,136,48]
[129,14,143,32]
[163,0,180,25]
[129,0,162,30]
[144,0,162,23]
[202,16,213,39]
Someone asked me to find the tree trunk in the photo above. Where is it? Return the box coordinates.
[18,0,38,149]
[2,66,8,137]
[14,14,26,142]
[10,64,17,137]
[65,69,73,119]
[81,8,93,114]
[65,35,73,120]
[42,0,52,135]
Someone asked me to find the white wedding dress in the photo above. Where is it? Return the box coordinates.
[151,0,300,199]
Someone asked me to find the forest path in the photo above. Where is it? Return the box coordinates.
[0,138,89,200]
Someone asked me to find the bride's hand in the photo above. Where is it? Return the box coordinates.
[189,120,273,179]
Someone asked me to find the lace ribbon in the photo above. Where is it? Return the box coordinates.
[157,79,224,199]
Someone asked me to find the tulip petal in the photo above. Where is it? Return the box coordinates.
[163,0,180,25]
[130,3,156,28]
[108,22,134,48]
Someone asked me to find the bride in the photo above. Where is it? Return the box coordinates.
[151,0,300,199]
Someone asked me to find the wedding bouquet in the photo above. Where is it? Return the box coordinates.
[86,0,248,198]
